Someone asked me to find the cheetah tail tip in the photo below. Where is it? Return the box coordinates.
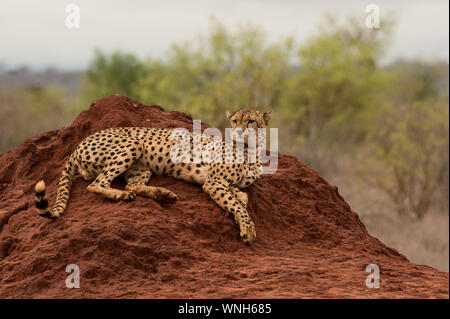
[34,180,51,217]
[35,180,46,193]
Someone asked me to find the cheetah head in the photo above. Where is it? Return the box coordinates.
[226,109,272,131]
[225,109,272,148]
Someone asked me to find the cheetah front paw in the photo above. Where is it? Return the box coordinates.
[240,221,256,244]
[155,189,178,205]
[113,190,136,202]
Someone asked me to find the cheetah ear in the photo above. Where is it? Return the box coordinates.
[226,110,234,120]
[263,110,272,125]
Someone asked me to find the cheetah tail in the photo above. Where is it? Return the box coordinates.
[34,154,77,219]
[34,180,50,217]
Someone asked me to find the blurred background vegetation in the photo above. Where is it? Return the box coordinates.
[0,16,448,270]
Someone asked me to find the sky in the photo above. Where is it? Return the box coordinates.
[0,0,448,71]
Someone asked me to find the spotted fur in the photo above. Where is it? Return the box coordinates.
[34,109,272,243]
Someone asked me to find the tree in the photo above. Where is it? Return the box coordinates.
[357,59,449,219]
[80,49,144,106]
[359,96,449,219]
[282,15,393,144]
[134,20,292,128]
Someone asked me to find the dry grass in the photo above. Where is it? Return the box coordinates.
[327,156,449,272]
[362,211,449,271]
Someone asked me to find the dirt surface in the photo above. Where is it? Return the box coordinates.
[0,95,448,298]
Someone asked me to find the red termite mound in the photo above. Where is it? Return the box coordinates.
[0,95,448,298]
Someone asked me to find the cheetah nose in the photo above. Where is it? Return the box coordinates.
[236,130,243,137]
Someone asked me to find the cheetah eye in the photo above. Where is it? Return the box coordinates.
[248,120,255,124]
[232,120,237,123]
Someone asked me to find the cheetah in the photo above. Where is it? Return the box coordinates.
[34,109,272,243]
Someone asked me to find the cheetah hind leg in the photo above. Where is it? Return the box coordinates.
[87,173,136,202]
[79,161,99,181]
[124,166,178,205]
[86,142,149,202]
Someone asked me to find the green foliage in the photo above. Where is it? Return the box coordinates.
[387,60,447,103]
[282,15,393,144]
[133,21,293,128]
[355,59,449,219]
[80,49,144,105]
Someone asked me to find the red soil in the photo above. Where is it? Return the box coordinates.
[0,95,448,298]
